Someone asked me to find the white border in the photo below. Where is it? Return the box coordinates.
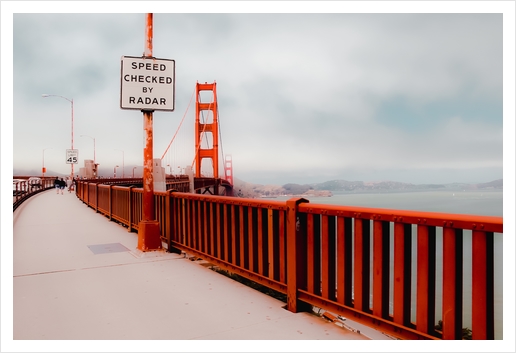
[2,1,514,352]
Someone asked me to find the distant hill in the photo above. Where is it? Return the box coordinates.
[13,168,68,177]
[12,167,502,198]
[13,165,143,179]
[475,179,503,189]
[313,179,503,193]
[233,178,503,198]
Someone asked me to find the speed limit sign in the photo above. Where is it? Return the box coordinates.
[66,149,79,164]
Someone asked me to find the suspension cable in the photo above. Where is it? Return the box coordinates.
[161,88,195,160]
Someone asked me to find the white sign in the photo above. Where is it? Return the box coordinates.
[66,149,79,164]
[120,56,175,111]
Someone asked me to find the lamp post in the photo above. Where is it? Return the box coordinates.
[132,166,137,178]
[114,165,119,178]
[115,149,124,178]
[81,134,96,178]
[42,94,74,180]
[42,148,51,179]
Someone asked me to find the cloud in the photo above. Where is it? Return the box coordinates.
[9,11,506,185]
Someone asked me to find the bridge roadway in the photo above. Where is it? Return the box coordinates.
[11,188,394,349]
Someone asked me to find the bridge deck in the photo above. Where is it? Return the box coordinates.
[10,189,389,349]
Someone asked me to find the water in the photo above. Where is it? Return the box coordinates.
[277,189,504,339]
[301,189,503,217]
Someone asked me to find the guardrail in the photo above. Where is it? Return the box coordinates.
[13,177,56,211]
[75,180,503,340]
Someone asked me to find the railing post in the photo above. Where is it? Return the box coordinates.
[393,222,412,326]
[286,197,309,313]
[128,186,133,232]
[442,227,463,339]
[472,230,495,339]
[108,184,113,221]
[167,190,182,254]
[416,224,437,335]
[95,183,99,213]
[354,217,371,312]
[85,181,88,201]
[372,219,390,319]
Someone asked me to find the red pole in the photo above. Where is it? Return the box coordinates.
[138,13,161,251]
[144,13,153,57]
[143,110,154,220]
[71,99,74,180]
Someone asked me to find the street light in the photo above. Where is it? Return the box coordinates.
[42,94,74,179]
[114,165,119,178]
[132,166,137,178]
[115,149,124,178]
[42,148,51,179]
[81,134,96,178]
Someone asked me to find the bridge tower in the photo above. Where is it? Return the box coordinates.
[224,154,233,185]
[195,82,219,179]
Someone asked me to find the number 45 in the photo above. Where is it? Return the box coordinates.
[67,157,78,163]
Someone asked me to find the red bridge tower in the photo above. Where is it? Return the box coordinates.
[195,82,219,179]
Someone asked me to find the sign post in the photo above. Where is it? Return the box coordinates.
[120,13,175,252]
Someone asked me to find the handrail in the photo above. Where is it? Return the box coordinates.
[74,180,503,340]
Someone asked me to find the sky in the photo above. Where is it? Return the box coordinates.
[3,2,515,188]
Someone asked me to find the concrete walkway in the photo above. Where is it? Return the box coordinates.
[10,189,398,350]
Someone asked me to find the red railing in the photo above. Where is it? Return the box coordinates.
[75,181,503,340]
[290,201,502,340]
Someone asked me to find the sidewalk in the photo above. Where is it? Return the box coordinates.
[10,189,395,350]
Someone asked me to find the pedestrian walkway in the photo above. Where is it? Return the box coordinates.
[9,189,401,351]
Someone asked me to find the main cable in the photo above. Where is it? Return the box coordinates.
[161,88,195,160]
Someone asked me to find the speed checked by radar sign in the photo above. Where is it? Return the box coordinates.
[120,56,175,112]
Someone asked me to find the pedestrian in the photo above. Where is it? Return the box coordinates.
[66,177,72,193]
[59,178,66,195]
[54,177,60,194]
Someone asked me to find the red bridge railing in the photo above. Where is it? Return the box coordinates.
[75,181,503,340]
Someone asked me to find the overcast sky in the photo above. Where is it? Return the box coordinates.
[3,2,515,186]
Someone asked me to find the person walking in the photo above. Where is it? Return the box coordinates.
[54,177,60,194]
[58,178,66,195]
[66,177,72,193]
